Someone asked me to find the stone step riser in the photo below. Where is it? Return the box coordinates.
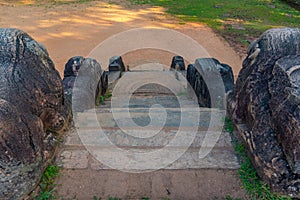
[65,129,232,149]
[74,109,225,129]
[57,147,239,171]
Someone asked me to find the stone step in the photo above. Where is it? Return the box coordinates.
[74,107,225,129]
[109,71,189,97]
[96,106,217,112]
[58,126,239,171]
[129,63,167,71]
[57,69,238,176]
[64,128,232,149]
[71,147,238,170]
[57,144,239,171]
[98,95,196,109]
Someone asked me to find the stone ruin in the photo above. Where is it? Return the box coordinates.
[185,28,300,197]
[228,28,300,197]
[0,27,299,198]
[62,56,108,112]
[0,28,69,199]
[0,29,108,199]
[187,58,234,108]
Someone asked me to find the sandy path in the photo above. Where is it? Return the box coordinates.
[0,0,242,78]
[56,169,246,199]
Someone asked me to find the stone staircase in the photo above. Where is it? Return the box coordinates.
[55,68,245,199]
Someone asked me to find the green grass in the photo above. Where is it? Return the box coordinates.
[130,0,299,50]
[100,95,105,104]
[105,90,113,99]
[225,196,242,200]
[224,117,292,200]
[96,90,112,106]
[224,116,234,133]
[35,165,60,200]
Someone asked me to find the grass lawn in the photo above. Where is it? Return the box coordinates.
[130,0,299,54]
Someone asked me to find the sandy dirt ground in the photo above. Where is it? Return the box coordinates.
[56,169,247,199]
[0,0,243,78]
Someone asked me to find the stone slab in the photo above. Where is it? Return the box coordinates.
[88,146,239,171]
[65,129,232,148]
[57,150,89,169]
